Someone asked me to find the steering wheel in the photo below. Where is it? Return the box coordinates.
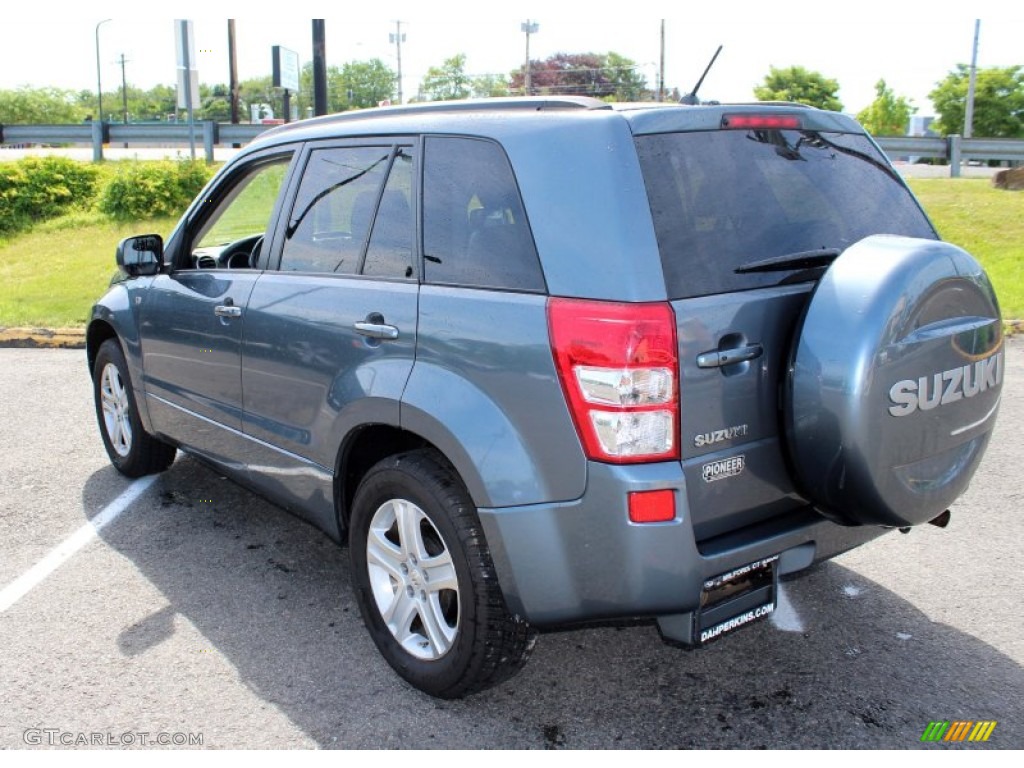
[215,234,263,269]
[249,236,265,269]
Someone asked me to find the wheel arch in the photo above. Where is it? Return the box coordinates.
[335,424,447,536]
[86,319,118,374]
[399,361,586,510]
[87,299,154,435]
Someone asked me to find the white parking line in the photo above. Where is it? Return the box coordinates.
[0,475,157,613]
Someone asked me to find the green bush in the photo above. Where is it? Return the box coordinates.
[0,156,99,234]
[98,159,214,220]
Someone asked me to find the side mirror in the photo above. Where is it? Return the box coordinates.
[116,234,163,277]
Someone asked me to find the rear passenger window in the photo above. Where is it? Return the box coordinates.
[281,146,391,274]
[362,148,415,279]
[422,137,545,292]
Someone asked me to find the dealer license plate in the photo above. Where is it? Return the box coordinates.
[695,555,779,644]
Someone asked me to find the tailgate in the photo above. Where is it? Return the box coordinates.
[673,286,812,541]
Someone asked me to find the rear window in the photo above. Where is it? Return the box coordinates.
[634,129,937,299]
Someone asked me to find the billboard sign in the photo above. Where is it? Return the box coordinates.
[273,46,300,92]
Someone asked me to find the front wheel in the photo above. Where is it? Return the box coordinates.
[93,339,176,477]
[349,450,535,698]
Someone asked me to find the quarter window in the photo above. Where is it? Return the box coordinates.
[422,137,544,292]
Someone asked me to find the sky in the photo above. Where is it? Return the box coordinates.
[1,1,1022,117]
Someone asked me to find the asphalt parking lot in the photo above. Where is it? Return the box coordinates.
[1,342,1021,750]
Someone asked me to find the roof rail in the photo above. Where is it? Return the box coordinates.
[263,96,612,138]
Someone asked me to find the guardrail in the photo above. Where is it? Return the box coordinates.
[0,121,270,162]
[1,121,1022,173]
[875,135,1024,176]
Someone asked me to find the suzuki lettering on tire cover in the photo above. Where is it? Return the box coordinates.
[786,235,1003,527]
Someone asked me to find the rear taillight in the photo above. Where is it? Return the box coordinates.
[548,298,679,463]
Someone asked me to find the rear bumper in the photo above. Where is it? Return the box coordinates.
[478,461,888,626]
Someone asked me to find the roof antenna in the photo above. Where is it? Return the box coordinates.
[680,45,723,105]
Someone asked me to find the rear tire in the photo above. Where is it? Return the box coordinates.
[93,339,176,478]
[349,450,535,698]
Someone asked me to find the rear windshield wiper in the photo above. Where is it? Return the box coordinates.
[734,248,841,274]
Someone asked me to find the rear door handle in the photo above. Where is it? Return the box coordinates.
[214,304,242,318]
[697,343,763,368]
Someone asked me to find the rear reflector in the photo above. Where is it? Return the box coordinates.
[722,114,802,130]
[629,490,676,523]
[548,298,679,463]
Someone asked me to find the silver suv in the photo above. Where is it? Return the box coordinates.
[88,97,1004,697]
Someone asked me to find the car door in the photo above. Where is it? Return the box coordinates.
[238,140,419,527]
[139,149,297,463]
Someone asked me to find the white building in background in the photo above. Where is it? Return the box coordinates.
[909,115,936,137]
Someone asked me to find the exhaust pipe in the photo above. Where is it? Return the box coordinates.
[899,509,951,534]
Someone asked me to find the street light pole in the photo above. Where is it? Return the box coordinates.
[521,20,539,96]
[390,21,406,104]
[95,19,111,121]
[658,20,666,102]
[964,19,981,139]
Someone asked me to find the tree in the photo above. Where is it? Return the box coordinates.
[0,86,84,124]
[419,54,472,101]
[297,64,342,116]
[78,85,167,123]
[144,85,178,121]
[199,84,231,122]
[754,66,843,111]
[856,79,915,136]
[293,59,397,115]
[509,52,647,101]
[238,75,277,120]
[471,74,510,99]
[604,52,647,101]
[337,59,397,109]
[929,65,1024,138]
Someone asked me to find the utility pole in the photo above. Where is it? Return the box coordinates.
[118,53,130,148]
[228,20,240,126]
[118,54,130,125]
[312,20,327,116]
[658,20,665,102]
[390,21,405,104]
[521,20,539,96]
[94,19,111,122]
[964,19,981,139]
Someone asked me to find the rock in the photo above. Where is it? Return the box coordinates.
[992,166,1024,190]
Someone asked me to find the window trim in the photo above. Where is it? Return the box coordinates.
[172,147,299,273]
[270,137,420,282]
[419,133,548,295]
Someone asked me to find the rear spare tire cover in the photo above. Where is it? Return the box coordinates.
[787,235,1003,527]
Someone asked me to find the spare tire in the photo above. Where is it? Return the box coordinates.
[786,234,1003,528]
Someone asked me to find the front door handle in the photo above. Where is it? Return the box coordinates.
[214,304,242,318]
[697,343,763,368]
